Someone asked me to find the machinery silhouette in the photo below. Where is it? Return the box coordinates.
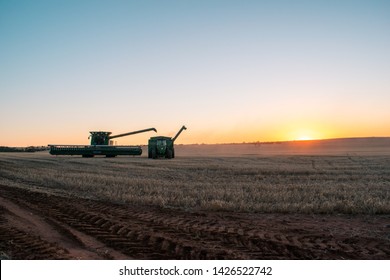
[49,128,157,157]
[148,125,187,159]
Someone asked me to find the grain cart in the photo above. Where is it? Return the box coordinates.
[148,125,187,159]
[49,128,157,157]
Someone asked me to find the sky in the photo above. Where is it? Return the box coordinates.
[1,0,389,146]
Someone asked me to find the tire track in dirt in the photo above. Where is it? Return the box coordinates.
[0,203,70,259]
[0,184,389,259]
[59,201,302,258]
[0,194,130,260]
[87,202,390,259]
[0,185,245,259]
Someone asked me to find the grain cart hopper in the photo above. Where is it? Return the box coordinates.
[49,128,157,157]
[148,125,187,159]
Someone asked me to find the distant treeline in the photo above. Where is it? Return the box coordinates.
[0,146,49,152]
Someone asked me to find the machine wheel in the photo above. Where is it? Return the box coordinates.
[166,149,173,159]
[151,149,157,159]
[172,148,175,158]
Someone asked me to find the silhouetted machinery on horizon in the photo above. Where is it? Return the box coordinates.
[148,125,187,159]
[49,128,157,157]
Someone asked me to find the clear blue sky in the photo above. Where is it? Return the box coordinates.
[1,0,389,146]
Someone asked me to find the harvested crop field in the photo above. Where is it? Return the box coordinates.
[0,139,390,259]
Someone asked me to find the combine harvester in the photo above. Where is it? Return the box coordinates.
[148,125,187,159]
[49,128,157,157]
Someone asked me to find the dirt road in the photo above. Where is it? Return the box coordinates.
[0,184,389,259]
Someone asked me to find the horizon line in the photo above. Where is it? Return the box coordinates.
[2,136,390,148]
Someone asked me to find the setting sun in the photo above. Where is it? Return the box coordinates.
[297,136,313,141]
[280,125,325,142]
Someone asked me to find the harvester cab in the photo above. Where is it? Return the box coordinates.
[89,132,112,145]
[148,125,187,159]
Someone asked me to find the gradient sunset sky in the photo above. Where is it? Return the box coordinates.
[1,0,389,146]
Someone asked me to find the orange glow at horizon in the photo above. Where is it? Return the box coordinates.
[296,136,313,141]
[1,120,389,147]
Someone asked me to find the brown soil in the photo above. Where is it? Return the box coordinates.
[0,184,389,260]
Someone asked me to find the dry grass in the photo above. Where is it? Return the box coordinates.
[0,150,389,214]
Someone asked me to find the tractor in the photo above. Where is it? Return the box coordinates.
[148,125,187,159]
